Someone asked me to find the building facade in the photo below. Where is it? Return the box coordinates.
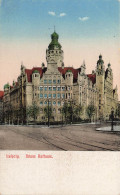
[0,91,4,124]
[3,31,119,124]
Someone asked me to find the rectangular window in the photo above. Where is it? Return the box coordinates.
[49,87,52,91]
[40,87,43,91]
[48,94,52,98]
[57,87,61,91]
[53,87,56,91]
[57,94,61,99]
[62,94,65,98]
[57,80,61,84]
[49,80,52,84]
[44,87,47,91]
[40,94,43,98]
[44,94,47,98]
[53,80,56,84]
[53,94,56,98]
[44,79,47,84]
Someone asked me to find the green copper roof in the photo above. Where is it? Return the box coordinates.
[32,70,39,73]
[51,32,59,39]
[66,69,72,73]
[48,31,62,50]
[4,83,9,89]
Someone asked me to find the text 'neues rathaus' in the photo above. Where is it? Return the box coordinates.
[3,31,119,124]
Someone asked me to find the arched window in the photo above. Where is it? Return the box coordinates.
[40,101,43,106]
[53,101,56,105]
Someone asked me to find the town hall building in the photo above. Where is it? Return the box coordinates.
[3,31,119,124]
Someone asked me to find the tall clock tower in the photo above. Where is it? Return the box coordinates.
[96,55,105,119]
[46,31,64,73]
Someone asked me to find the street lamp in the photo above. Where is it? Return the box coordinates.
[111,107,114,131]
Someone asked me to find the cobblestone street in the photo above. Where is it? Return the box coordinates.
[0,123,120,151]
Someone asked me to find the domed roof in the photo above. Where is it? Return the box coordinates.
[48,31,61,50]
[97,54,104,65]
[99,54,102,59]
[51,31,59,39]
[4,83,9,89]
[32,70,39,73]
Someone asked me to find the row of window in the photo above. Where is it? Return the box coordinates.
[48,50,62,54]
[34,86,72,91]
[39,94,65,99]
[40,101,62,106]
[44,79,61,84]
[40,86,65,91]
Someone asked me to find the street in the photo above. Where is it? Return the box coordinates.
[0,124,120,150]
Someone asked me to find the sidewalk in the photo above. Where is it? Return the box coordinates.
[96,126,120,131]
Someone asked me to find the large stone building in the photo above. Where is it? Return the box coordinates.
[0,91,4,124]
[3,31,119,124]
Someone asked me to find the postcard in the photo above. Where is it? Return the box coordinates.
[0,0,120,194]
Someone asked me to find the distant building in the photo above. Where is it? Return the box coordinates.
[0,91,4,124]
[3,31,119,124]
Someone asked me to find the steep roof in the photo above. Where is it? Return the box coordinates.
[25,67,81,83]
[25,67,97,85]
[58,67,81,83]
[25,67,47,82]
[0,91,4,99]
[87,74,96,84]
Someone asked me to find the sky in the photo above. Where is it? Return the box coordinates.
[0,0,120,98]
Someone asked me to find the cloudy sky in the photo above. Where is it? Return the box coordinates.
[0,0,120,97]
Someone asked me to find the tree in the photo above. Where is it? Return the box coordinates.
[62,102,70,123]
[6,103,13,124]
[44,105,52,125]
[73,104,83,121]
[44,106,52,119]
[62,102,83,123]
[86,104,95,122]
[26,102,39,124]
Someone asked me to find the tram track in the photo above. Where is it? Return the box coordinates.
[6,126,66,151]
[3,125,120,151]
[60,130,114,151]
